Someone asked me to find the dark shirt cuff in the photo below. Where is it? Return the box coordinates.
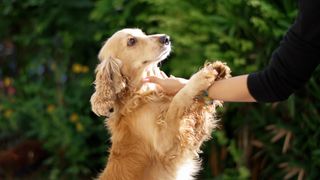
[247,72,280,103]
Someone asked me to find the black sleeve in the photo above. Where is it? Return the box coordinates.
[247,0,320,102]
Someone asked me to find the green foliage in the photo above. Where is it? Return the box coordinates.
[1,0,319,179]
[1,0,105,178]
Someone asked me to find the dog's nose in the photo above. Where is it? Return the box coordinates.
[159,35,170,45]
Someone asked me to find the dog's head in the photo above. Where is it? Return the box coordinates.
[90,28,171,117]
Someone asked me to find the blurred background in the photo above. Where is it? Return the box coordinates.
[1,0,319,179]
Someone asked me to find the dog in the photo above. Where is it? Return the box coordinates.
[90,28,230,180]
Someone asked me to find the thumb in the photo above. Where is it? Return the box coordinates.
[143,76,163,85]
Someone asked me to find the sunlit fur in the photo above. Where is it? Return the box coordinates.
[90,28,231,180]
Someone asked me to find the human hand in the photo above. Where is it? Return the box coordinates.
[143,72,188,95]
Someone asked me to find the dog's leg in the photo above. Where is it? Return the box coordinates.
[166,65,216,121]
[165,61,230,123]
[157,62,229,156]
[151,62,230,180]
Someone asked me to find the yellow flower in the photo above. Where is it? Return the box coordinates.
[72,63,82,73]
[4,77,12,87]
[81,66,89,73]
[4,109,13,118]
[76,122,84,132]
[47,104,55,113]
[72,63,89,74]
[69,113,79,123]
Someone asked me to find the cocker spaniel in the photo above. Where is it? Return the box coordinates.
[90,28,230,180]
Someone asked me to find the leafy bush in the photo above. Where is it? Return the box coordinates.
[1,0,319,179]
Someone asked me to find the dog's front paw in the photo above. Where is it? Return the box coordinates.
[202,63,220,81]
[188,64,218,92]
[209,61,231,80]
[185,61,231,96]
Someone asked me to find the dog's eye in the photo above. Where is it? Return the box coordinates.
[127,37,137,46]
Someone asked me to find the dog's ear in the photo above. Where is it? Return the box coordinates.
[90,55,126,117]
[211,61,232,80]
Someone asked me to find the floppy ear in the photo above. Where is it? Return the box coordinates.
[90,56,126,117]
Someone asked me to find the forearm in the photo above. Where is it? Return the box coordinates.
[208,75,256,102]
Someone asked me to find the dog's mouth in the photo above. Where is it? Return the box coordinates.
[142,46,171,65]
[155,46,171,62]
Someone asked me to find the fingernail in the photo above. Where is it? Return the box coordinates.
[143,78,150,82]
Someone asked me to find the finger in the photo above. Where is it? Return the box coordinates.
[143,76,163,85]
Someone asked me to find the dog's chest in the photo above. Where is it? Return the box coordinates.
[143,158,198,180]
[175,159,199,180]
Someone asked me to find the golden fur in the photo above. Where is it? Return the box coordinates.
[90,28,231,180]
